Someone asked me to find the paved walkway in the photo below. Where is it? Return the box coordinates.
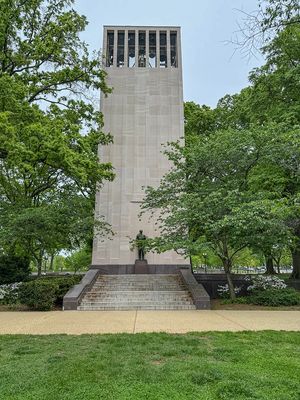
[0,310,299,334]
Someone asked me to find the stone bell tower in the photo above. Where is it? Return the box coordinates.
[92,26,189,271]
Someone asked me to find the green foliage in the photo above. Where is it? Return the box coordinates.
[18,275,81,309]
[0,282,21,304]
[0,0,114,272]
[0,254,30,284]
[142,128,292,299]
[221,297,249,305]
[18,280,58,310]
[38,275,82,305]
[193,247,264,270]
[184,102,217,138]
[52,255,66,272]
[65,248,92,272]
[248,288,300,306]
[151,6,300,285]
[233,248,264,269]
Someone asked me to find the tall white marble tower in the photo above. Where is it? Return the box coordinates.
[92,26,189,268]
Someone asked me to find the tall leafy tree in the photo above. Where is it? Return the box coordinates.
[0,0,114,272]
[142,129,291,299]
[218,15,300,276]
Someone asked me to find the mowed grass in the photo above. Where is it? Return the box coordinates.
[0,332,299,400]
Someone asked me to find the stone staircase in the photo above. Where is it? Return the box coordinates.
[78,274,196,310]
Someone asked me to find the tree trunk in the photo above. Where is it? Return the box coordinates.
[44,259,47,273]
[265,254,276,275]
[223,260,236,300]
[50,253,55,271]
[226,271,236,300]
[189,256,193,273]
[291,247,300,279]
[276,263,281,274]
[37,259,42,277]
[35,249,44,277]
[273,258,281,274]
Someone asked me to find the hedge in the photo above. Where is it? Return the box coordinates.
[18,275,82,310]
[248,288,300,307]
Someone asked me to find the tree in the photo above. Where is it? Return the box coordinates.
[222,18,300,277]
[65,247,92,273]
[173,3,300,284]
[0,254,30,284]
[184,102,217,138]
[141,129,290,299]
[0,0,110,106]
[0,0,114,272]
[234,0,300,57]
[0,190,110,275]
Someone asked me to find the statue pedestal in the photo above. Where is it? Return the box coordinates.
[134,259,149,274]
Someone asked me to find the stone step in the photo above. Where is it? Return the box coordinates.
[100,274,179,276]
[84,293,191,297]
[81,300,192,307]
[81,298,193,303]
[97,282,183,284]
[95,278,183,282]
[84,293,191,299]
[94,280,184,283]
[96,276,182,282]
[78,305,196,310]
[78,273,195,311]
[93,281,185,285]
[92,288,186,291]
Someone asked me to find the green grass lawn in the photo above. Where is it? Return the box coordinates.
[0,332,299,400]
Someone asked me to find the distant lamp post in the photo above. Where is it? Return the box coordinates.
[203,253,208,273]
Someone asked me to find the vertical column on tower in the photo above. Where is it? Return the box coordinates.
[124,29,128,68]
[145,29,149,68]
[103,28,108,67]
[156,28,160,68]
[134,29,138,68]
[113,29,118,67]
[167,28,171,69]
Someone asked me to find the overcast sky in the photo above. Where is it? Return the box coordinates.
[74,0,264,107]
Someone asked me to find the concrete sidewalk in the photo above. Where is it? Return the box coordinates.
[0,310,299,334]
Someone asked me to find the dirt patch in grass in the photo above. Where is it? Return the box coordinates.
[150,359,165,365]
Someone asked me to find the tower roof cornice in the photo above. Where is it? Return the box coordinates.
[103,25,181,29]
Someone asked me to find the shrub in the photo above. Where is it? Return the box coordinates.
[18,275,82,310]
[248,288,300,307]
[217,284,242,298]
[245,275,287,292]
[0,282,22,304]
[0,255,30,284]
[38,275,82,305]
[19,280,58,311]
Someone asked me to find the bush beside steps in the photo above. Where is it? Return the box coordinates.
[18,276,82,311]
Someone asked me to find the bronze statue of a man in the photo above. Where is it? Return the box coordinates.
[136,230,146,260]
